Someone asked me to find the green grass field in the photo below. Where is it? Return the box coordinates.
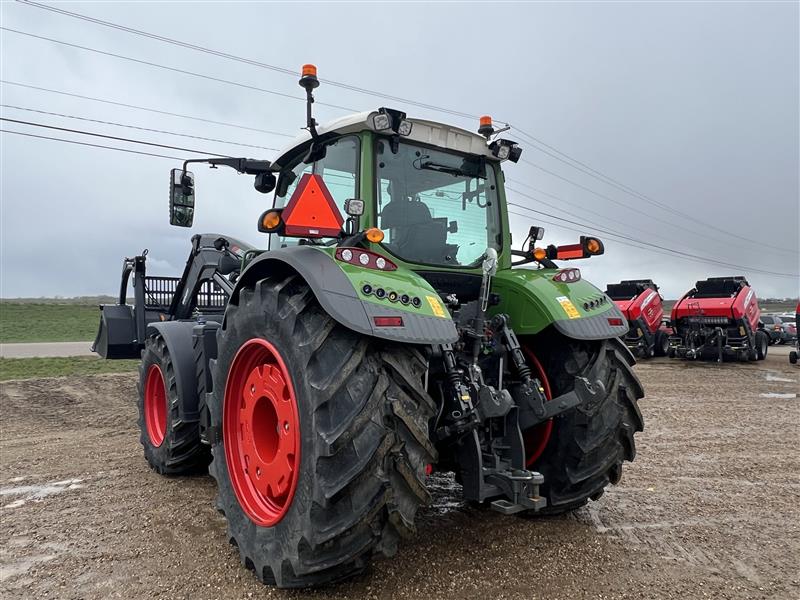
[0,357,138,381]
[0,302,100,343]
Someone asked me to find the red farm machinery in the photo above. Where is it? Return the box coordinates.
[605,279,668,358]
[668,276,768,362]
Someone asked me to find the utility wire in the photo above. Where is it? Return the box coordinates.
[506,198,797,279]
[6,23,794,257]
[12,1,796,255]
[519,157,797,256]
[2,122,793,279]
[14,0,486,123]
[0,27,358,113]
[0,80,293,137]
[1,128,183,160]
[0,104,278,151]
[18,0,794,255]
[505,181,792,269]
[0,117,229,156]
[512,125,793,252]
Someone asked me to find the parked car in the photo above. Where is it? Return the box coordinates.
[760,315,794,344]
[778,314,798,343]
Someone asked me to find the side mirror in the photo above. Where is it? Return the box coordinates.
[169,168,195,227]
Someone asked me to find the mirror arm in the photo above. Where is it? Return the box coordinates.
[181,157,273,175]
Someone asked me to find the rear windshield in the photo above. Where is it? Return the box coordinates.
[761,316,774,323]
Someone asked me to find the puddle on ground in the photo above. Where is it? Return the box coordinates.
[0,478,85,509]
[764,371,796,383]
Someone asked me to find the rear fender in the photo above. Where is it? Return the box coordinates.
[231,246,458,345]
[490,268,628,340]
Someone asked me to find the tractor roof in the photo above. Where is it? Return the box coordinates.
[273,109,498,168]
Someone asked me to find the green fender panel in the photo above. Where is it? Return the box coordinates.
[232,246,458,345]
[490,268,629,339]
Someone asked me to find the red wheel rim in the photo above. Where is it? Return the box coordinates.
[223,338,300,527]
[521,348,553,467]
[144,364,168,448]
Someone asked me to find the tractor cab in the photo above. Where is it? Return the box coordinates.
[266,109,512,274]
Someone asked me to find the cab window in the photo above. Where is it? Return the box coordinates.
[272,136,359,248]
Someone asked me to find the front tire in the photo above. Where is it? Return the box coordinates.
[525,335,644,514]
[654,329,669,357]
[755,331,769,360]
[137,334,210,475]
[209,275,435,588]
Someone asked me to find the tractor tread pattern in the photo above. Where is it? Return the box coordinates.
[532,337,644,514]
[137,334,210,475]
[208,274,435,588]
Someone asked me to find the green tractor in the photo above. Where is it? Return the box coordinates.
[93,65,644,588]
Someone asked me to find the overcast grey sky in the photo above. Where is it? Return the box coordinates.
[1,1,798,299]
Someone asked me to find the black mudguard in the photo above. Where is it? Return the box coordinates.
[146,321,202,421]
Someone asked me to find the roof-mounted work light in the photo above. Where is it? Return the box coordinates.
[489,139,522,163]
[371,107,413,136]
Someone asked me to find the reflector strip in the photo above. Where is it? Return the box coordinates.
[608,317,624,326]
[373,316,404,327]
[556,243,585,260]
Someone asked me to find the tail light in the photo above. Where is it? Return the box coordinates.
[336,248,397,271]
[552,268,581,283]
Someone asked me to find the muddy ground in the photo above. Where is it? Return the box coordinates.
[1,348,798,599]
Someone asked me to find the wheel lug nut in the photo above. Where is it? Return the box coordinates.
[283,422,290,432]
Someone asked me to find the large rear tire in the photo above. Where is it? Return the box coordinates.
[209,274,435,588]
[137,334,210,475]
[525,335,644,514]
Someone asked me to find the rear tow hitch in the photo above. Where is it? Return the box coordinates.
[488,469,546,514]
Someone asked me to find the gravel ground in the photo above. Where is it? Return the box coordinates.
[1,349,798,599]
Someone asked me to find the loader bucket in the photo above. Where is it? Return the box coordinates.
[92,304,142,359]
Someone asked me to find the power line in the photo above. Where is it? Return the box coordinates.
[508,177,683,248]
[0,104,278,151]
[518,157,797,256]
[14,0,487,124]
[0,27,358,113]
[20,0,795,256]
[0,80,293,138]
[0,117,229,156]
[506,198,797,279]
[512,124,792,252]
[12,1,796,256]
[1,128,182,160]
[6,23,795,258]
[505,182,791,271]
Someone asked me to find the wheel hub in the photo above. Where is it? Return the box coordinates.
[144,364,167,447]
[224,338,300,527]
[521,348,553,467]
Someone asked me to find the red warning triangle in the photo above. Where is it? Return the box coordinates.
[281,173,344,238]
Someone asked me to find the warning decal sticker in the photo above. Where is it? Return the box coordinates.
[426,295,446,318]
[556,296,581,319]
